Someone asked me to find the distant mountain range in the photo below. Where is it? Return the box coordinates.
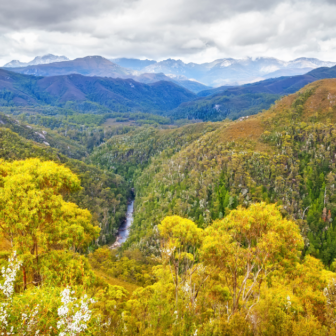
[137,57,336,86]
[0,68,196,112]
[4,55,336,89]
[3,54,69,68]
[4,56,210,93]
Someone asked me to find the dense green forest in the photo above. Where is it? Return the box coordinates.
[0,112,88,159]
[89,122,221,182]
[170,92,281,121]
[2,108,174,152]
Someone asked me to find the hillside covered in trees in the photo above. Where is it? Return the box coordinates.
[91,78,336,266]
[0,68,196,113]
[0,119,129,245]
[88,122,221,182]
[171,65,336,121]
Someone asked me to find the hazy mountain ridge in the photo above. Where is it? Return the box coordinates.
[4,56,208,93]
[111,58,157,71]
[6,55,335,89]
[7,56,134,78]
[140,57,336,86]
[134,72,210,92]
[3,54,69,68]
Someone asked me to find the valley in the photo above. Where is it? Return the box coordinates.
[88,78,336,265]
[3,55,336,335]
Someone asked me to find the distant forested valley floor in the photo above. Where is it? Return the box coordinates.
[3,67,336,334]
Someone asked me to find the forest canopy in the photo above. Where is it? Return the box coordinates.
[1,163,336,335]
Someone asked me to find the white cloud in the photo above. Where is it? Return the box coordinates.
[1,0,336,65]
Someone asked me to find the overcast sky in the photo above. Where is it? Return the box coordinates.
[1,0,336,65]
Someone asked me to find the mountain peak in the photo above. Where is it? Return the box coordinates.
[7,55,134,78]
[3,54,69,68]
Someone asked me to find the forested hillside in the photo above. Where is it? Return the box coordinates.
[0,125,129,244]
[0,112,88,159]
[89,122,221,181]
[2,110,171,152]
[0,68,196,113]
[172,65,336,121]
[99,78,336,265]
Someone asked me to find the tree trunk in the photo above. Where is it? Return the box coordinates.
[23,267,27,290]
[34,242,41,286]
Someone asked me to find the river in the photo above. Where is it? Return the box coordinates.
[110,200,134,249]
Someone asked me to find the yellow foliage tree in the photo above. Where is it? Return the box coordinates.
[158,215,204,307]
[117,203,336,335]
[0,158,100,288]
[200,202,304,319]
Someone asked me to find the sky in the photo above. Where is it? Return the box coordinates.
[1,0,336,65]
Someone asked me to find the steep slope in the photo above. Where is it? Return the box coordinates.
[0,69,40,106]
[0,112,87,159]
[38,75,195,111]
[0,68,196,112]
[196,85,234,97]
[89,122,221,181]
[172,65,336,121]
[167,75,211,93]
[0,126,129,244]
[113,79,336,264]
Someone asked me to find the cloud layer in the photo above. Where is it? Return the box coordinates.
[1,0,336,64]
